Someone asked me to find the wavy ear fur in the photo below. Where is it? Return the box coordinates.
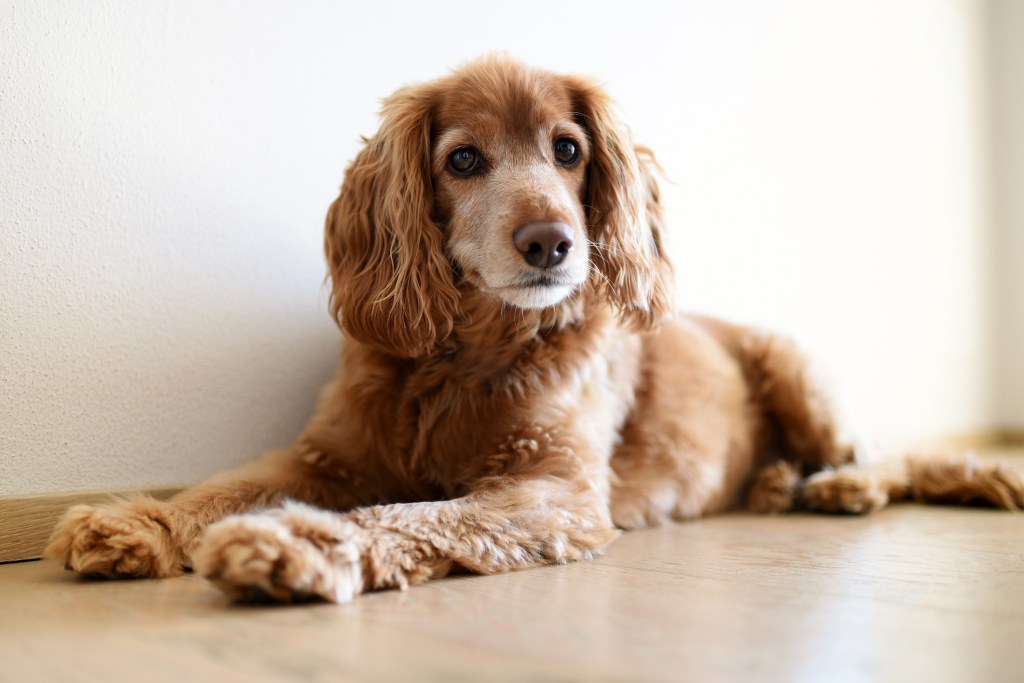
[566,77,675,328]
[325,85,460,357]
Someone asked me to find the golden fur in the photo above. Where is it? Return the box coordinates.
[46,58,1024,603]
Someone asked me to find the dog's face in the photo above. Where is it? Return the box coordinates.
[326,58,673,357]
[430,77,591,310]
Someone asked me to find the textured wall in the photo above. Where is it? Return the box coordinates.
[0,2,348,494]
[0,0,1004,495]
[990,0,1024,430]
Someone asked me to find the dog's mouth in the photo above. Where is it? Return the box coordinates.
[487,272,581,310]
[458,256,587,311]
[516,274,573,289]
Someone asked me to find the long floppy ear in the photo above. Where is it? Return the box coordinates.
[565,77,675,328]
[324,85,460,357]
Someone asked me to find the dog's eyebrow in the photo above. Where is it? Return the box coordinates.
[550,121,590,148]
[435,128,479,153]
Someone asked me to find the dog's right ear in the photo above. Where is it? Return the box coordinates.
[325,85,460,358]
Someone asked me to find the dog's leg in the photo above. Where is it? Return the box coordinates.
[44,449,356,578]
[739,329,858,470]
[745,460,804,513]
[609,320,761,528]
[736,329,1024,513]
[194,477,618,603]
[799,452,1024,514]
[905,453,1024,508]
[747,451,1024,514]
[738,327,884,515]
[746,458,895,514]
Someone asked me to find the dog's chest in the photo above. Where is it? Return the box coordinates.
[385,330,641,494]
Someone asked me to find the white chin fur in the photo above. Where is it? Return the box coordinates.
[498,285,574,310]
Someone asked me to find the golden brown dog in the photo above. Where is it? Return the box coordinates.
[46,57,1024,603]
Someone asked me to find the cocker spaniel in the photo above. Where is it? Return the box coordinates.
[47,57,1024,603]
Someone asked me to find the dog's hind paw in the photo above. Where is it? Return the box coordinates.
[801,469,889,514]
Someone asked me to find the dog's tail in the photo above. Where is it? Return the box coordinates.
[746,450,1024,514]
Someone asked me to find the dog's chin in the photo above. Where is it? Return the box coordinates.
[497,283,575,310]
[467,261,586,312]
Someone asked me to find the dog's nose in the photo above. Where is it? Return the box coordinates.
[513,222,574,269]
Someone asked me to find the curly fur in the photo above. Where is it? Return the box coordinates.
[46,57,1024,603]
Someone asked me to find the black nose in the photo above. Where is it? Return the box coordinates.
[512,222,574,269]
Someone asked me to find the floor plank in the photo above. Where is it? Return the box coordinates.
[2,456,1022,683]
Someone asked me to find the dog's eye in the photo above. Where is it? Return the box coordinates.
[553,138,579,166]
[448,147,482,175]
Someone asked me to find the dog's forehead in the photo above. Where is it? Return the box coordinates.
[434,68,575,141]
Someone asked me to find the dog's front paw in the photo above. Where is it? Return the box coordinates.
[194,503,363,604]
[801,469,889,514]
[44,498,182,578]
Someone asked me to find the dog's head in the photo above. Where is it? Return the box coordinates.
[326,57,673,357]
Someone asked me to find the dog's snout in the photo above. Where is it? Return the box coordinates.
[513,222,574,269]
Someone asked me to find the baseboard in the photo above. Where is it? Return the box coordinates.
[924,430,1024,451]
[0,488,181,564]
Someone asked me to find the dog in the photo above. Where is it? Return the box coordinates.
[46,57,1024,603]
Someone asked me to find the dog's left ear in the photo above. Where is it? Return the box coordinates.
[565,77,675,328]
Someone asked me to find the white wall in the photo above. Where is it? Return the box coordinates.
[990,0,1024,431]
[0,0,1009,495]
[663,0,995,444]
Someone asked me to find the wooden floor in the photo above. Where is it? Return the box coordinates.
[2,457,1022,683]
